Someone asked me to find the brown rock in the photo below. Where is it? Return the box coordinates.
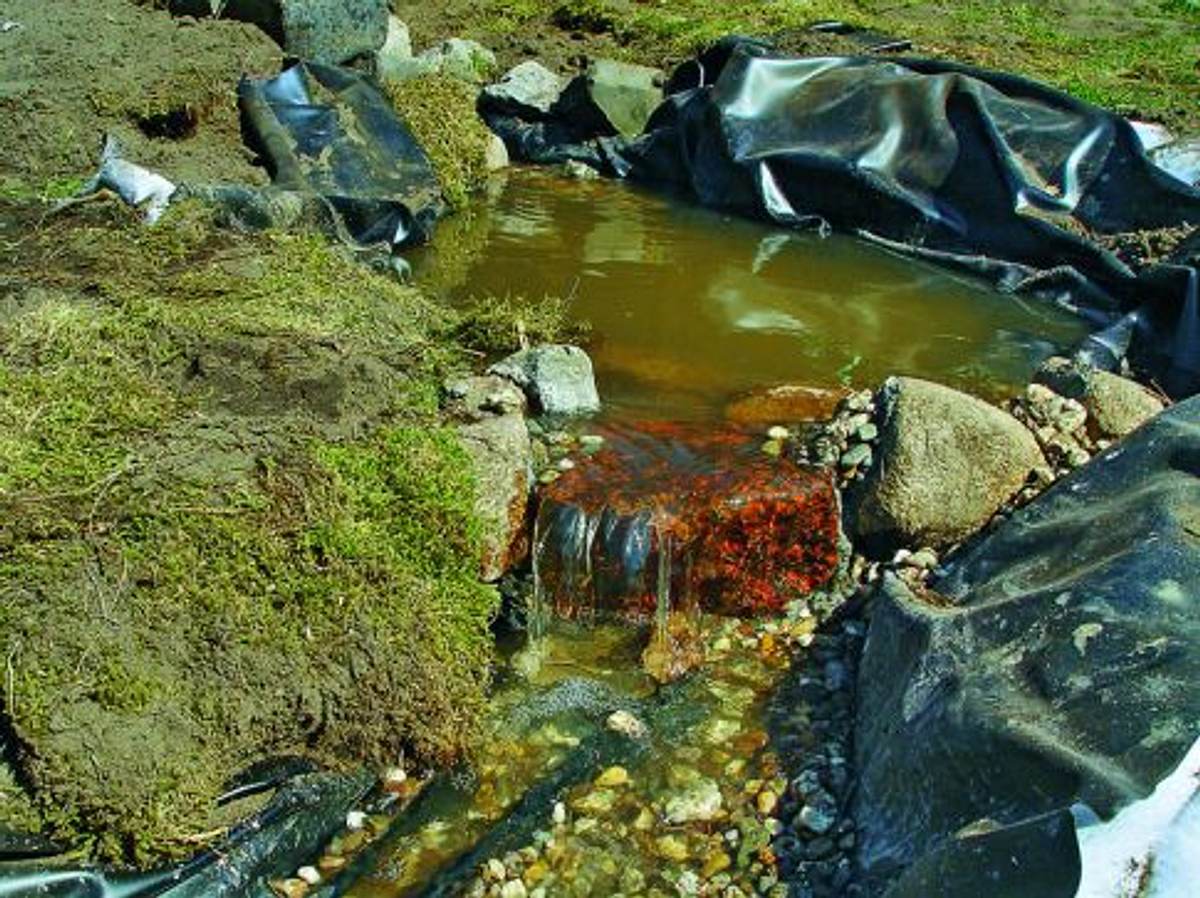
[724,384,850,427]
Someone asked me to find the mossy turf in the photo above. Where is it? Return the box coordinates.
[452,0,1200,131]
[383,74,496,211]
[0,199,497,865]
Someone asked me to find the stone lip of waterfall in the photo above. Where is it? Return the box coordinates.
[532,422,842,621]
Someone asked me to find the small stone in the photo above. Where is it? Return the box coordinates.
[571,788,618,815]
[839,443,872,470]
[538,470,560,485]
[579,433,606,452]
[316,855,346,875]
[656,834,690,862]
[761,439,783,457]
[664,777,724,824]
[557,457,576,472]
[767,425,790,441]
[485,133,510,172]
[756,789,778,816]
[798,801,836,835]
[855,421,878,442]
[296,866,321,886]
[573,816,598,834]
[606,709,648,739]
[552,801,567,825]
[383,766,407,789]
[524,860,549,885]
[633,806,656,830]
[595,765,630,788]
[270,879,309,898]
[562,159,601,180]
[908,547,938,570]
[345,810,367,831]
[702,849,732,879]
[499,880,528,898]
[486,858,507,881]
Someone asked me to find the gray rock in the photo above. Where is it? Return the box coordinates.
[489,345,600,416]
[374,15,412,81]
[798,799,837,835]
[481,60,565,119]
[850,377,1044,553]
[1036,356,1165,440]
[281,0,389,64]
[554,58,664,139]
[485,133,510,172]
[839,443,872,470]
[451,377,532,581]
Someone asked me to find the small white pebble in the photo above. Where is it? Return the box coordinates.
[345,810,367,831]
[557,457,576,472]
[552,801,567,825]
[297,866,321,885]
[384,766,407,785]
[767,425,790,441]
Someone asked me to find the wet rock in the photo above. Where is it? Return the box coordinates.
[839,443,872,470]
[850,377,1044,553]
[797,799,836,835]
[490,344,600,416]
[481,61,565,119]
[554,58,665,139]
[606,709,648,739]
[664,777,724,824]
[724,384,850,427]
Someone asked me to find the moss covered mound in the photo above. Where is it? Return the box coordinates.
[383,74,496,211]
[0,200,497,865]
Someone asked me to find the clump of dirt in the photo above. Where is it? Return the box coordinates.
[0,0,281,195]
[0,198,498,866]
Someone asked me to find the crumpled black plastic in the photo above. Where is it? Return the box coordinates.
[0,772,372,898]
[853,395,1200,895]
[238,61,443,247]
[484,39,1200,397]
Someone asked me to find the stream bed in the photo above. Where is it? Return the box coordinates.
[326,171,1098,897]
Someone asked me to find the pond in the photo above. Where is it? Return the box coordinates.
[417,169,1090,421]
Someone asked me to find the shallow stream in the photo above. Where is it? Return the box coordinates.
[327,171,1095,897]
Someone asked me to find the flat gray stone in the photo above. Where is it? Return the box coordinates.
[489,345,600,417]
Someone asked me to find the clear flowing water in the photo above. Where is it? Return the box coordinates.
[417,170,1090,420]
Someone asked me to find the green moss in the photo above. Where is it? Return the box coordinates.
[383,74,496,211]
[0,198,496,864]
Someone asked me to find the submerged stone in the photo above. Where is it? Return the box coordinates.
[534,423,841,620]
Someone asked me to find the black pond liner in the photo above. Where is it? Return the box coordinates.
[236,61,444,248]
[0,773,371,898]
[481,37,1200,399]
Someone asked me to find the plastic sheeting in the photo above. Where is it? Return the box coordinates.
[483,40,1200,397]
[0,773,372,898]
[238,61,443,247]
[853,395,1200,895]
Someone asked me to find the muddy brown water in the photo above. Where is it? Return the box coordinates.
[418,169,1089,421]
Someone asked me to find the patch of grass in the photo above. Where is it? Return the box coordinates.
[451,292,592,355]
[0,198,497,864]
[383,74,496,211]
[481,0,1199,130]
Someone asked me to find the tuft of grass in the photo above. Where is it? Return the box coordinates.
[383,74,496,211]
[0,197,497,864]
[451,292,592,355]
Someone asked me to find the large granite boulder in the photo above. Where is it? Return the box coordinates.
[848,377,1044,554]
